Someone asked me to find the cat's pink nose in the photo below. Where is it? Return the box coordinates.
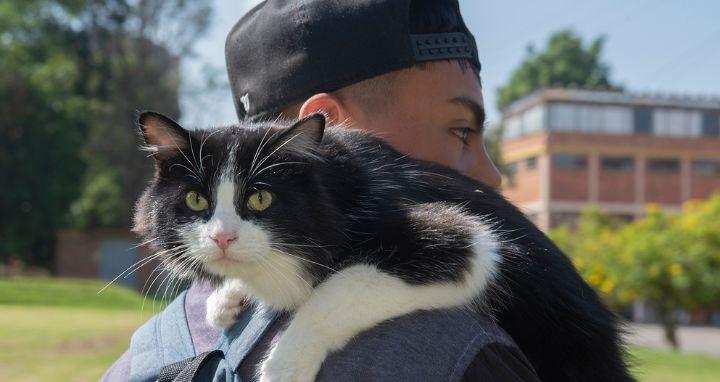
[210,232,238,251]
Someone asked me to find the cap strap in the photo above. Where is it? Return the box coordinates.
[410,33,475,63]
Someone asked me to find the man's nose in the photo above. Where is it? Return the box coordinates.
[210,232,238,251]
[472,161,502,188]
[467,148,502,189]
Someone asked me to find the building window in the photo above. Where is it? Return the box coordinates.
[526,156,537,170]
[648,159,679,173]
[553,153,587,170]
[547,102,577,131]
[653,108,702,137]
[603,106,634,134]
[634,107,653,134]
[546,103,634,134]
[504,105,546,139]
[692,160,720,176]
[702,111,720,137]
[602,156,634,172]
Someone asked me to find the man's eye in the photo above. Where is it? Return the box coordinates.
[451,127,475,145]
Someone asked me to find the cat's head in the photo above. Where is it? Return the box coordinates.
[134,112,345,309]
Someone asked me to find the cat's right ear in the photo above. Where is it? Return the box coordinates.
[137,111,190,160]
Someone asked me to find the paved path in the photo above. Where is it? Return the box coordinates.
[625,323,720,356]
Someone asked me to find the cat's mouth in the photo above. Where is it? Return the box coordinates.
[203,253,247,277]
[207,254,244,266]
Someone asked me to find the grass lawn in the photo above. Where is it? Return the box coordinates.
[0,277,170,310]
[1,277,719,381]
[0,305,147,382]
[0,277,165,382]
[631,347,720,382]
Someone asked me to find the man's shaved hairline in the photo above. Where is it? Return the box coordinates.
[278,59,480,118]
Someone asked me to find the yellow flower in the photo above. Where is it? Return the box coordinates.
[600,279,615,294]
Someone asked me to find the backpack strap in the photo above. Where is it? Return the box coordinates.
[157,350,225,382]
[129,290,196,382]
[216,303,279,371]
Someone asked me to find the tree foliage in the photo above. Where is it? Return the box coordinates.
[550,195,720,349]
[0,0,211,267]
[0,0,90,266]
[69,0,211,230]
[496,30,619,111]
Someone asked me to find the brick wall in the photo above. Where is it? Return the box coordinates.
[598,171,635,203]
[56,230,157,291]
[691,175,720,200]
[55,230,102,279]
[503,157,541,204]
[550,169,589,201]
[645,173,682,204]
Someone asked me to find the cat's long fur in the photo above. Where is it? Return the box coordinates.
[134,112,633,382]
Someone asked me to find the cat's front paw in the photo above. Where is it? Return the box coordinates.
[206,280,247,328]
[260,341,326,382]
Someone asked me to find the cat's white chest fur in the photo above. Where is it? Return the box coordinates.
[206,227,500,382]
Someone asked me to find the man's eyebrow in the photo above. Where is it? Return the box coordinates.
[449,96,486,131]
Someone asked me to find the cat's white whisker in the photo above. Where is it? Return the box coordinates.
[248,127,280,177]
[265,255,314,293]
[271,248,340,275]
[128,236,159,250]
[255,257,296,309]
[252,161,307,177]
[250,132,311,179]
[141,255,180,313]
[169,163,203,183]
[264,255,312,299]
[198,128,222,171]
[97,250,170,294]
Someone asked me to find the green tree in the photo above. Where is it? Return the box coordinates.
[0,0,211,267]
[551,196,720,350]
[674,195,720,310]
[69,0,211,230]
[497,30,619,111]
[616,198,720,348]
[549,208,629,307]
[0,0,90,266]
[617,207,690,349]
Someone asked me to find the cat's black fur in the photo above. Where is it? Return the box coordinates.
[135,112,634,381]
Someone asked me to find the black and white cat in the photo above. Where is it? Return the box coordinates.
[134,112,633,382]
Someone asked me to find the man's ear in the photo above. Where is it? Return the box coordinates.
[298,93,348,124]
[273,114,326,158]
[137,111,190,160]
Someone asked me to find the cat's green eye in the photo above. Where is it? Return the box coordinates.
[185,191,209,212]
[247,190,273,212]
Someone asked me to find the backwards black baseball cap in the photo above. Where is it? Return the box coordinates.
[226,0,480,121]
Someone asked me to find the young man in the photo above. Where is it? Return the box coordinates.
[103,1,540,380]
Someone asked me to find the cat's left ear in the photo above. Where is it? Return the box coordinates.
[275,113,326,154]
[137,111,190,160]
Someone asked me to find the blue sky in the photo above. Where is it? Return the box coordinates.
[181,0,720,127]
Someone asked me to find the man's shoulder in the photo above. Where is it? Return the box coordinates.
[316,308,522,382]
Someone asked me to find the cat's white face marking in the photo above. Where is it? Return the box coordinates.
[180,158,313,310]
[180,177,270,277]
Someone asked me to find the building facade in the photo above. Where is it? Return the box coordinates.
[501,88,720,231]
